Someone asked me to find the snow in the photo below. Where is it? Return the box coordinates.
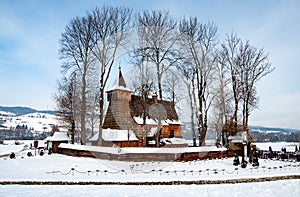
[165,119,182,125]
[133,116,181,126]
[148,127,157,136]
[108,84,132,92]
[133,116,167,125]
[51,132,70,142]
[161,137,190,145]
[0,110,15,116]
[90,129,138,142]
[59,143,227,154]
[254,142,299,152]
[1,181,300,197]
[0,112,58,134]
[0,141,299,196]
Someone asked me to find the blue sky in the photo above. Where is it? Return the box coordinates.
[0,0,299,129]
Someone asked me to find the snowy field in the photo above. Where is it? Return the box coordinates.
[0,141,299,197]
[1,180,299,197]
[0,112,58,134]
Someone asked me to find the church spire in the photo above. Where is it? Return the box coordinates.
[117,66,127,88]
[109,66,131,92]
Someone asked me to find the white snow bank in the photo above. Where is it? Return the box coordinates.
[58,143,226,154]
[254,142,299,152]
[1,180,300,197]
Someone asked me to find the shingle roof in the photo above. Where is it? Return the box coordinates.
[130,95,178,121]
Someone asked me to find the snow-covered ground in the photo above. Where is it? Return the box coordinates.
[254,141,299,152]
[0,112,59,134]
[0,141,299,196]
[1,180,299,197]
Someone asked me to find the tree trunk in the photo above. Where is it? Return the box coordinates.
[97,85,104,146]
[232,74,239,135]
[156,119,161,147]
[198,96,206,146]
[81,73,87,145]
[142,89,147,147]
[71,120,75,144]
[188,81,196,147]
[244,93,251,131]
[157,63,163,100]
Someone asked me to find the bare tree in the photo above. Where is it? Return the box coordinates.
[179,17,218,146]
[137,10,181,100]
[219,34,242,136]
[163,68,184,109]
[220,34,274,137]
[89,6,132,146]
[176,60,198,146]
[211,53,233,146]
[59,15,96,145]
[130,40,155,147]
[236,40,274,131]
[86,70,100,139]
[54,76,77,144]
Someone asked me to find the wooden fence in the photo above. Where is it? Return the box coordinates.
[58,145,234,162]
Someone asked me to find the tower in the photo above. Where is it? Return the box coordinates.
[103,67,137,131]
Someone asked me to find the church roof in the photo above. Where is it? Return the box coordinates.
[130,95,179,121]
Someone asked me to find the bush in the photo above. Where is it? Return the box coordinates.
[10,152,16,159]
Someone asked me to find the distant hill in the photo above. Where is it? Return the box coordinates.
[249,125,300,133]
[249,126,300,142]
[0,106,55,116]
[182,122,300,142]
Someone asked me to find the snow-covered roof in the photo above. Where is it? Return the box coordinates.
[165,119,181,125]
[133,116,169,126]
[90,129,138,142]
[229,131,249,143]
[161,137,190,145]
[148,127,157,137]
[44,136,53,141]
[50,132,70,142]
[134,116,156,125]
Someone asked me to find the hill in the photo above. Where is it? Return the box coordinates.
[0,106,54,116]
[182,122,300,142]
[249,125,300,133]
[249,126,300,142]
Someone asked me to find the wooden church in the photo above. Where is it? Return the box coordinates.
[92,67,184,148]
